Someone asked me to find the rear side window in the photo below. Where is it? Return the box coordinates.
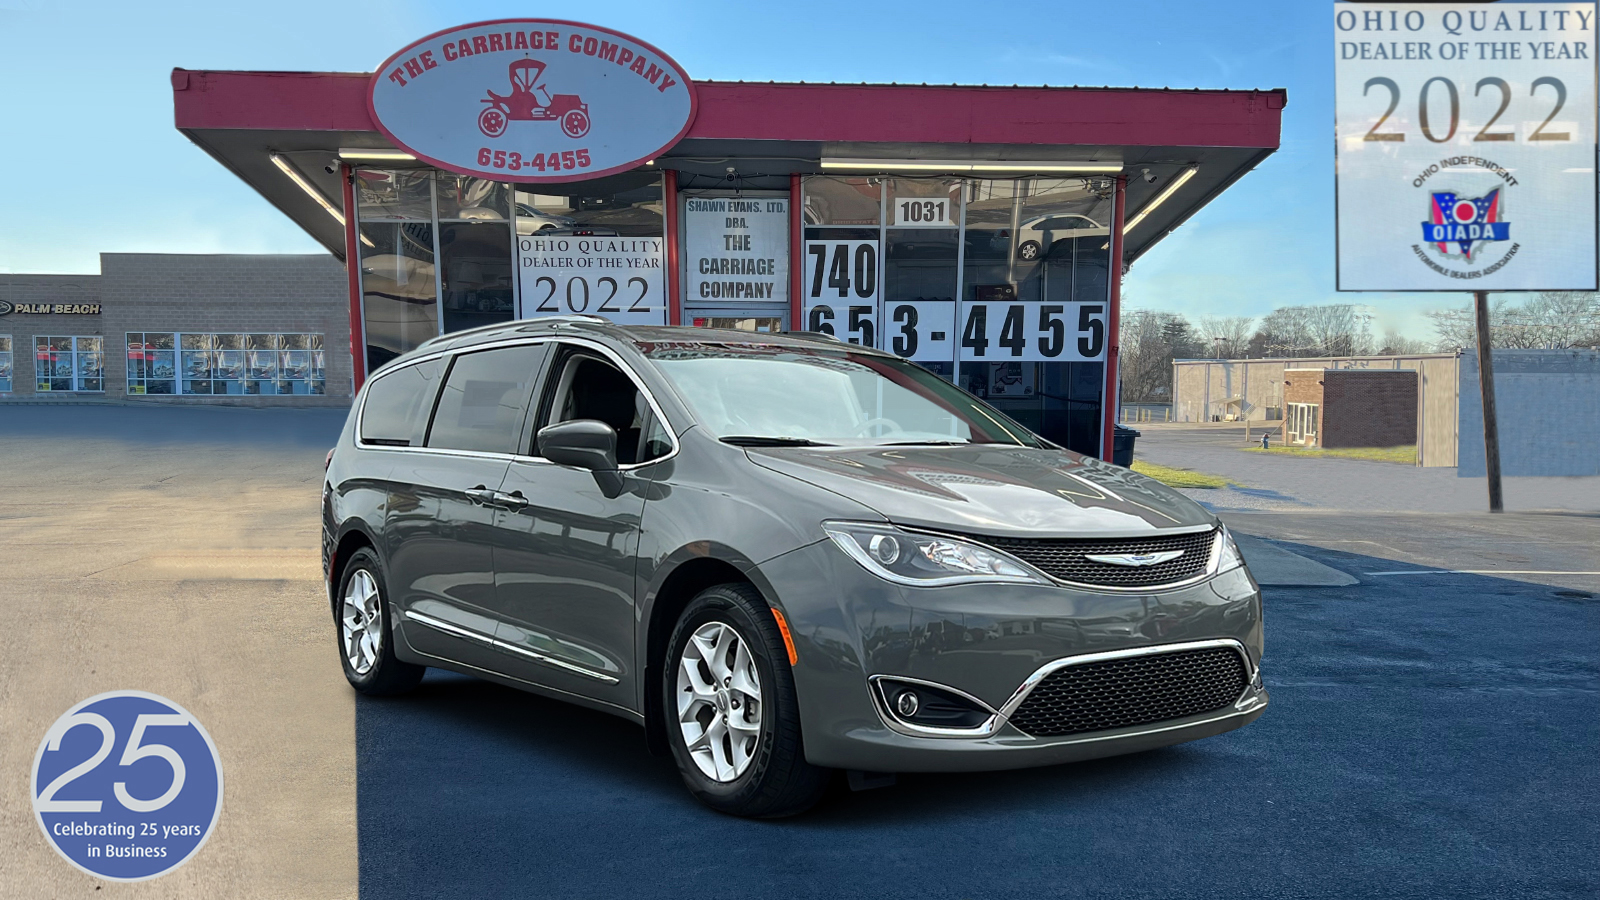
[359,359,442,446]
[427,344,547,454]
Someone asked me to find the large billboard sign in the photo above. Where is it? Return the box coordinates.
[368,19,696,183]
[1335,2,1598,291]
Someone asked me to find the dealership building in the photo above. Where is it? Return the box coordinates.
[5,19,1284,459]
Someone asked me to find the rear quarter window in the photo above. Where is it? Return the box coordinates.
[359,359,442,446]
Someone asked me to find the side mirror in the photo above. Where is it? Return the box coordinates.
[537,419,624,497]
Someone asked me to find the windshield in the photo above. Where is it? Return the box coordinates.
[642,342,1045,447]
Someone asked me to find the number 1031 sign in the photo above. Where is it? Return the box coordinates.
[1334,2,1598,291]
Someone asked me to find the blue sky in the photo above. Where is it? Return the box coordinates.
[0,0,1454,338]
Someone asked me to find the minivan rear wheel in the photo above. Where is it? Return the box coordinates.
[662,584,830,817]
[336,547,425,696]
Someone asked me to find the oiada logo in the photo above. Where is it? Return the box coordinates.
[368,19,697,184]
[1420,189,1512,262]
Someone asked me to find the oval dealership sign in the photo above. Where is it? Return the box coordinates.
[368,19,696,183]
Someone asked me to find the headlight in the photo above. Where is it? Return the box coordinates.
[823,521,1049,586]
[1216,525,1245,574]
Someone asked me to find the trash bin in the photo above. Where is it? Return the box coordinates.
[1113,425,1140,468]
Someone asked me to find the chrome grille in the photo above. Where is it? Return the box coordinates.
[970,529,1217,588]
[1006,646,1249,738]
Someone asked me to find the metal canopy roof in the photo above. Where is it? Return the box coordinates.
[171,69,1285,262]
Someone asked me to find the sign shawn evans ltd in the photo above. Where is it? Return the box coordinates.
[368,19,697,182]
[1334,2,1598,291]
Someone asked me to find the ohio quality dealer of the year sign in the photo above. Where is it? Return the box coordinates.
[1334,2,1598,291]
[368,19,697,182]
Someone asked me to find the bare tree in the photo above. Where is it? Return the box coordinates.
[1377,328,1432,355]
[1196,316,1256,358]
[1426,292,1600,350]
[1120,308,1202,402]
[1248,304,1375,357]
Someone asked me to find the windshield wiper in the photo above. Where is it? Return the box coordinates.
[880,439,971,446]
[720,436,835,447]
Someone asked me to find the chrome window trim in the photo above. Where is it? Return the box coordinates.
[353,334,681,471]
[868,638,1257,741]
[403,609,620,684]
[933,525,1225,594]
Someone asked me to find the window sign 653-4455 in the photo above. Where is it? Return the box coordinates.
[959,301,1106,362]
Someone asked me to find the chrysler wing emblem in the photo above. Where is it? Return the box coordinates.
[1085,550,1183,567]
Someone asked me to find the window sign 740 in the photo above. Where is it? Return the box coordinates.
[958,301,1106,362]
[805,240,879,345]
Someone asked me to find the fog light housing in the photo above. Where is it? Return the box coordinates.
[872,677,995,733]
[895,689,919,716]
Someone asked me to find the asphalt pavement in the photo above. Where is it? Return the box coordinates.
[4,406,1596,899]
[358,512,1600,899]
[1132,423,1600,513]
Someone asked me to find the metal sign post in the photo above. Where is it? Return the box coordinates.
[1473,290,1503,512]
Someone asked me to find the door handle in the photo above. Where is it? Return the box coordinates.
[464,486,497,506]
[495,490,529,510]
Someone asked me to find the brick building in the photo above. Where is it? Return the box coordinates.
[0,253,351,405]
[1281,367,1417,449]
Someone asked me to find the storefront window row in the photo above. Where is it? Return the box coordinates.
[0,336,12,393]
[35,336,103,393]
[353,169,1113,454]
[126,332,325,396]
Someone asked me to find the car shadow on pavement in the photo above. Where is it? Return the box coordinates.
[357,542,1600,900]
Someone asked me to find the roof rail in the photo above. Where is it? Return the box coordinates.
[779,329,843,342]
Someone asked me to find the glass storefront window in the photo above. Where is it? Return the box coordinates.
[126,332,177,395]
[959,177,1112,455]
[435,174,510,221]
[35,336,102,392]
[149,333,324,397]
[358,169,439,371]
[0,336,12,392]
[882,179,962,381]
[355,169,434,221]
[515,174,663,236]
[802,176,880,226]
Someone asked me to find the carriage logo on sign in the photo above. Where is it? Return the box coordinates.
[368,19,697,183]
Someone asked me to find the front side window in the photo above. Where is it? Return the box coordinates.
[643,342,1044,448]
[537,348,668,465]
[426,344,546,454]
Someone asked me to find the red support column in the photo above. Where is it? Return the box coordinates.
[664,169,682,325]
[1100,175,1127,462]
[340,164,367,393]
[789,173,804,329]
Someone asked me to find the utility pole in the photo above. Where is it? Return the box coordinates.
[1473,290,1503,513]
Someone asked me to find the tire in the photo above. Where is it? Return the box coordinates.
[1017,240,1042,261]
[662,584,830,817]
[335,547,425,696]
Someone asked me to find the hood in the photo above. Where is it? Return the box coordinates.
[746,444,1215,537]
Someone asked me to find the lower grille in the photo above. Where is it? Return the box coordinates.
[970,529,1217,588]
[1005,646,1249,738]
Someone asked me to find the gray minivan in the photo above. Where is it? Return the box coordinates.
[322,316,1266,817]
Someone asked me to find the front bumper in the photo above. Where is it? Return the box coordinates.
[755,538,1266,773]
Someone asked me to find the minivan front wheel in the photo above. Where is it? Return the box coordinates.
[336,547,425,695]
[663,584,830,817]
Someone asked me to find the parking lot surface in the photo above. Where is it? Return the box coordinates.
[1133,423,1600,513]
[3,407,1595,899]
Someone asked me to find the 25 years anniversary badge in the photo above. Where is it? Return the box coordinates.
[32,691,223,881]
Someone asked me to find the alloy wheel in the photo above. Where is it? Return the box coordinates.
[341,568,383,675]
[676,621,764,782]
